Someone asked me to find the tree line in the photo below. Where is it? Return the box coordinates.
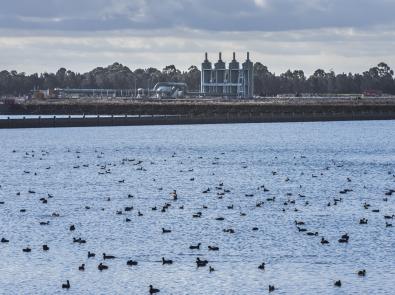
[1,61,394,96]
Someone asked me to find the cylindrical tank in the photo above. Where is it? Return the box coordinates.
[228,52,240,96]
[242,52,254,98]
[214,52,226,95]
[201,52,212,93]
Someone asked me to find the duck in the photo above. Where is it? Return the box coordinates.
[1,238,9,243]
[162,257,173,265]
[358,269,366,276]
[196,257,208,267]
[98,263,108,271]
[149,285,160,294]
[73,237,86,244]
[359,218,368,224]
[127,260,138,266]
[88,251,95,258]
[334,280,342,287]
[258,262,265,270]
[321,237,329,244]
[209,266,215,272]
[208,246,219,251]
[269,285,275,292]
[306,232,318,236]
[171,190,177,200]
[338,233,349,243]
[189,243,201,250]
[138,211,143,216]
[223,228,235,234]
[162,228,171,233]
[23,247,31,252]
[62,280,70,289]
[103,253,116,260]
[79,264,85,271]
[42,244,49,251]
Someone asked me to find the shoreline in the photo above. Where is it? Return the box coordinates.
[1,112,394,129]
[1,97,395,128]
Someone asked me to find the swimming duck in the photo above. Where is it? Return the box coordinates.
[127,260,138,266]
[338,233,349,243]
[306,232,318,236]
[98,263,108,271]
[189,243,201,250]
[149,285,160,294]
[73,237,86,244]
[62,280,70,289]
[358,269,366,276]
[196,257,208,267]
[359,218,368,224]
[171,190,177,200]
[103,253,116,260]
[208,246,219,251]
[88,251,95,258]
[162,257,173,265]
[321,237,329,244]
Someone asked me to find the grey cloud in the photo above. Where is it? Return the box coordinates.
[1,0,395,32]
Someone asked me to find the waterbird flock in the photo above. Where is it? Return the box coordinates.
[0,140,394,294]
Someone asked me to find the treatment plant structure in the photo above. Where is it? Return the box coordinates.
[201,52,254,98]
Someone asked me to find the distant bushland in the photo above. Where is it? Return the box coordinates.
[1,62,394,96]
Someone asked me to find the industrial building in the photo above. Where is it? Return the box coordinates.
[201,52,254,98]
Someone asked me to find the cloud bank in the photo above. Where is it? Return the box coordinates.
[1,0,394,74]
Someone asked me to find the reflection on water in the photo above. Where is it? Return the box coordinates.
[0,121,394,295]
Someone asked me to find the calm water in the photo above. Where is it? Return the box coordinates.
[0,121,394,295]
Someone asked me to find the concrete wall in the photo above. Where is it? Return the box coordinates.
[1,111,395,129]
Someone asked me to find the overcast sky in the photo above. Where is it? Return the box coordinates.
[1,0,395,75]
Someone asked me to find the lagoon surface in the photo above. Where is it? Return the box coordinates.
[0,121,394,295]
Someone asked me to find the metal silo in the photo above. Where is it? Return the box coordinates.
[214,52,226,95]
[228,52,240,96]
[201,52,212,94]
[242,52,254,98]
